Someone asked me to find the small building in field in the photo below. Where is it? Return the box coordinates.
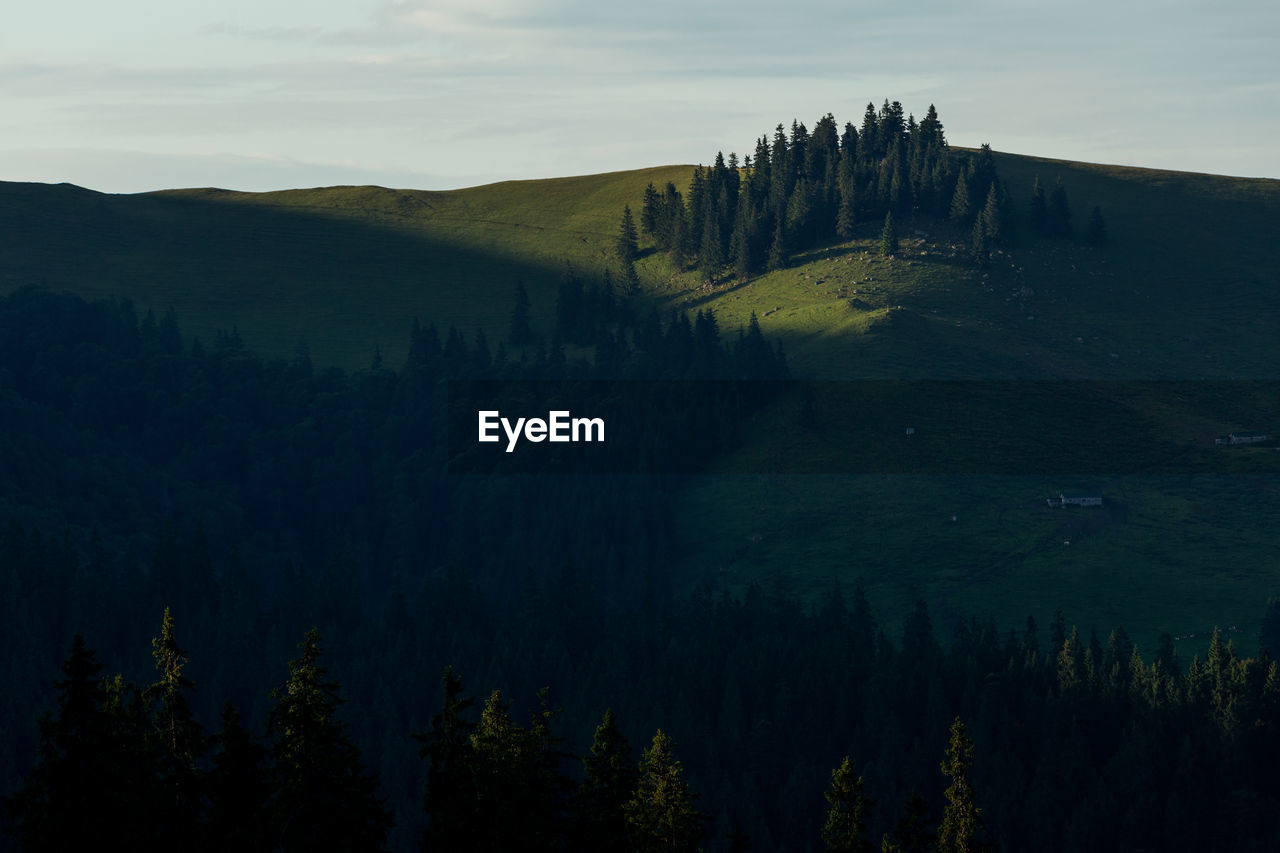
[1215,431,1267,446]
[1047,493,1103,507]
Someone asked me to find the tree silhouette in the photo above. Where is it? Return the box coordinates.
[266,630,390,852]
[822,755,872,852]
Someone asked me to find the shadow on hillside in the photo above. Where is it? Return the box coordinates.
[670,272,766,313]
[0,184,573,369]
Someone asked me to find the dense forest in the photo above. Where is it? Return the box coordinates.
[6,545,1280,852]
[2,285,1279,851]
[619,101,1100,281]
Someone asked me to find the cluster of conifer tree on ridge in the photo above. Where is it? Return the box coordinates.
[618,100,1105,281]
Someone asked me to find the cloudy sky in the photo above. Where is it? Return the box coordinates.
[2,1,1276,193]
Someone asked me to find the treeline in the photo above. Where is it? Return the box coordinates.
[0,284,782,847]
[3,621,388,852]
[625,100,1105,278]
[0,284,781,593]
[0,606,990,853]
[511,265,787,379]
[5,585,1280,852]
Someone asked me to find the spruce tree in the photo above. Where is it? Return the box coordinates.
[1058,626,1085,693]
[730,196,756,278]
[786,180,812,247]
[836,186,856,240]
[1047,177,1072,235]
[266,630,390,853]
[145,607,206,841]
[700,205,725,276]
[617,205,640,264]
[468,690,523,846]
[970,217,989,268]
[418,667,478,851]
[949,176,972,224]
[623,261,642,300]
[624,729,706,852]
[918,104,944,151]
[657,182,684,250]
[937,718,985,853]
[1028,176,1047,233]
[3,636,158,851]
[575,708,639,849]
[822,756,872,852]
[879,212,899,257]
[3,636,109,851]
[767,220,789,271]
[206,703,272,850]
[672,206,690,268]
[523,688,570,848]
[883,792,934,853]
[641,182,660,235]
[859,103,880,158]
[979,185,1002,247]
[1086,205,1107,245]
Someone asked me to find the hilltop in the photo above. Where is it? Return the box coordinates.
[2,154,1276,378]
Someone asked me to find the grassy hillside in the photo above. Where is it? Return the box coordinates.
[0,166,693,368]
[3,155,1276,377]
[3,153,1279,651]
[658,155,1280,653]
[671,152,1280,380]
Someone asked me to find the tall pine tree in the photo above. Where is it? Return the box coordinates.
[145,608,206,843]
[625,730,706,852]
[880,212,899,257]
[617,205,640,264]
[1086,205,1107,245]
[937,718,986,853]
[206,703,272,850]
[574,708,639,849]
[1028,175,1047,234]
[266,630,390,852]
[822,756,872,852]
[949,174,973,224]
[419,667,479,852]
[1047,177,1072,235]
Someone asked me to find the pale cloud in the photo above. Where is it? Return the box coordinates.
[1,0,1276,191]
[199,22,326,42]
[378,0,541,34]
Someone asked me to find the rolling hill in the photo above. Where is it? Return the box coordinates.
[3,150,1279,652]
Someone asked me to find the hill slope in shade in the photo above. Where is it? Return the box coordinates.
[0,166,694,369]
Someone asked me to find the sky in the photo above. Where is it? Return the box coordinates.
[2,1,1277,193]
